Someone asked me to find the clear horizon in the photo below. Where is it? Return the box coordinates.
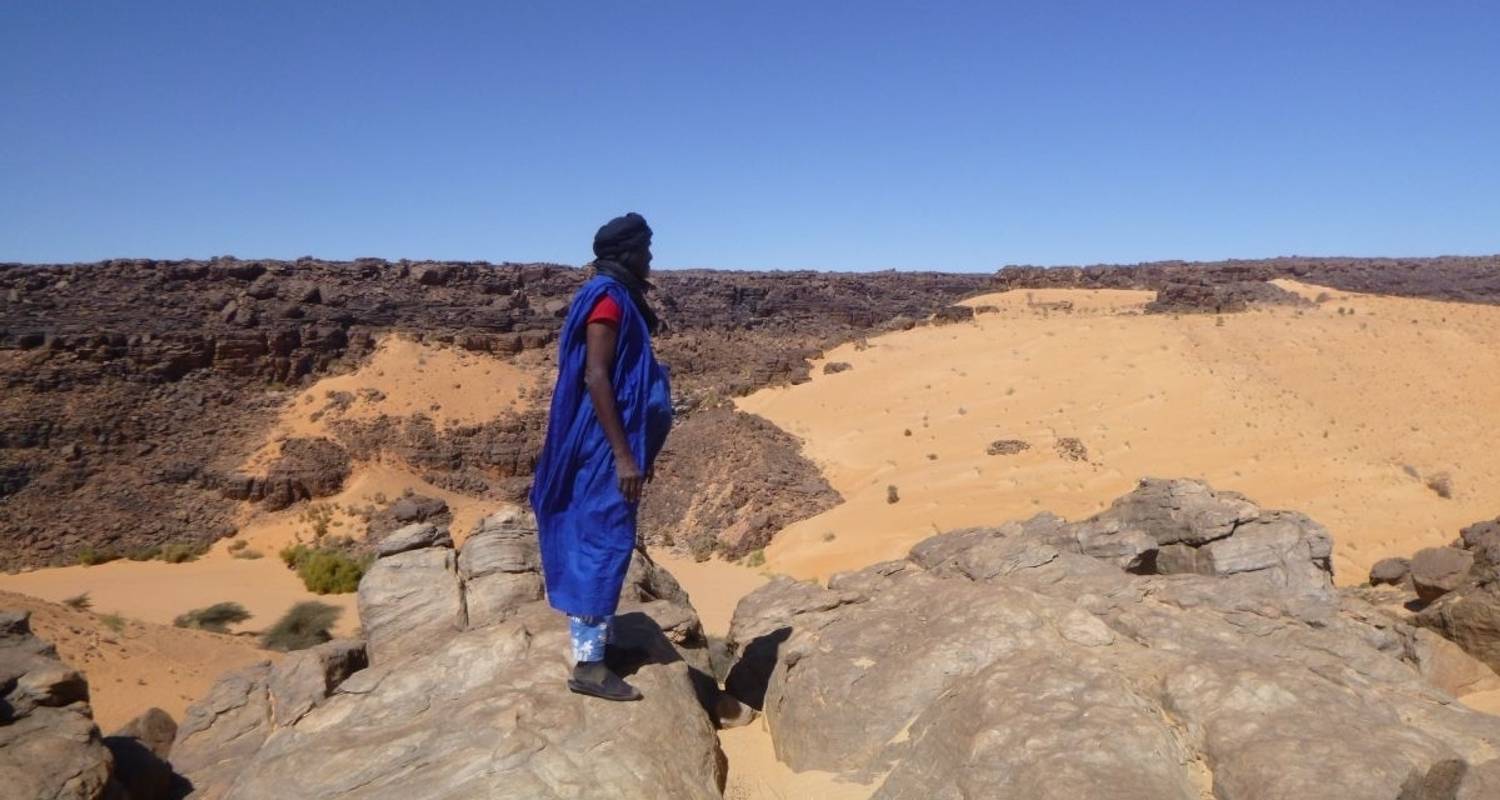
[4,2,1498,271]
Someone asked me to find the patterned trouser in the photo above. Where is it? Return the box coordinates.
[568,614,615,663]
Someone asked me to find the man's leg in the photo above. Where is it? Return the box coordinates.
[567,613,641,702]
[569,614,610,663]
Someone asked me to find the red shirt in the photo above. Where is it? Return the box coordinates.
[587,295,623,327]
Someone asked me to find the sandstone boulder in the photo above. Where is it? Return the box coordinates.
[725,482,1500,800]
[372,521,451,557]
[358,539,465,664]
[457,509,544,628]
[1417,583,1500,675]
[173,514,724,799]
[1412,546,1475,604]
[1459,517,1500,572]
[0,610,113,800]
[105,707,180,800]
[1372,556,1413,586]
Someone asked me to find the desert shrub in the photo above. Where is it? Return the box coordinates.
[158,542,206,564]
[77,547,120,566]
[262,601,341,652]
[279,545,370,594]
[1426,472,1454,499]
[743,549,766,568]
[302,504,335,539]
[174,602,251,633]
[232,548,264,560]
[228,539,248,552]
[100,613,125,633]
[126,547,161,562]
[62,593,92,611]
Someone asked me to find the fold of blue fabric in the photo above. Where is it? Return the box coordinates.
[529,276,673,617]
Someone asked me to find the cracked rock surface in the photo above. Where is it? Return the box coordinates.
[725,479,1500,800]
[170,510,724,799]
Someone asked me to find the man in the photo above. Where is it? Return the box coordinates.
[529,212,674,701]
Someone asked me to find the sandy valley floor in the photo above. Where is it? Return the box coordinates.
[739,282,1500,585]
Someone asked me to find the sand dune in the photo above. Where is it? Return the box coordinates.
[738,283,1500,584]
[244,334,536,471]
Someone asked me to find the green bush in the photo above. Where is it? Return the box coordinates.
[231,548,264,560]
[100,613,125,633]
[744,549,766,568]
[262,601,341,652]
[126,547,161,562]
[76,547,120,566]
[173,602,252,633]
[279,545,370,594]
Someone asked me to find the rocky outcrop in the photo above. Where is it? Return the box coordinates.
[0,610,113,800]
[1145,280,1312,314]
[172,510,725,799]
[641,408,841,560]
[724,480,1500,799]
[364,492,452,540]
[221,436,351,510]
[1358,514,1500,675]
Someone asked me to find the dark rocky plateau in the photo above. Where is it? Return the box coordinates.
[0,258,988,568]
[996,255,1500,305]
[3,255,1499,569]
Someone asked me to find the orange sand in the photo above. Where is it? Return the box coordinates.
[244,334,536,471]
[649,550,769,637]
[739,283,1500,584]
[720,715,880,800]
[2,590,270,731]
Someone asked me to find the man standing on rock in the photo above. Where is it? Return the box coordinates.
[530,212,674,701]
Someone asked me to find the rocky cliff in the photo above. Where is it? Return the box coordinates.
[0,258,991,568]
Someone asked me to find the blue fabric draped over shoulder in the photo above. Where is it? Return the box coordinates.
[529,276,673,617]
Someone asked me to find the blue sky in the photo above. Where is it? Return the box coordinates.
[2,2,1497,271]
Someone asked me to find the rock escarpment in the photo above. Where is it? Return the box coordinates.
[1,259,991,568]
[171,509,725,800]
[725,479,1500,799]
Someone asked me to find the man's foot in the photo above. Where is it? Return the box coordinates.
[568,660,642,701]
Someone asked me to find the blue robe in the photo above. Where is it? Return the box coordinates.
[529,276,673,617]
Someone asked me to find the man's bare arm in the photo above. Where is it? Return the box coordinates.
[583,320,646,503]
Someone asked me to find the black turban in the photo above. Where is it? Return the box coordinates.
[592,212,653,259]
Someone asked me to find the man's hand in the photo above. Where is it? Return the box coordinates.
[617,454,646,504]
